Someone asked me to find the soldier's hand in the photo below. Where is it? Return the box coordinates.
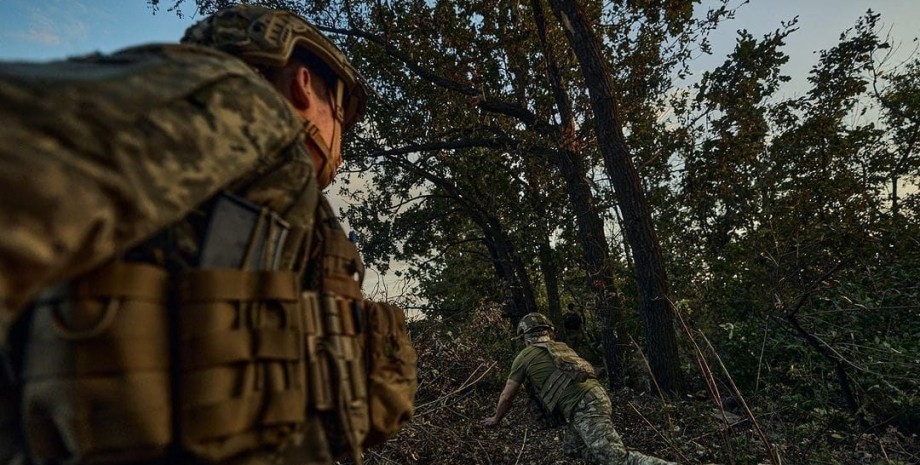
[480,416,500,427]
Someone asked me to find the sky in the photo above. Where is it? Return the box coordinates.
[0,0,917,88]
[1,0,917,299]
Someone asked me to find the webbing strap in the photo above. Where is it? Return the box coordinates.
[73,262,169,301]
[181,329,301,368]
[303,292,333,410]
[538,369,572,412]
[181,270,298,302]
[182,389,305,441]
[24,336,170,377]
[323,275,361,300]
[25,374,171,459]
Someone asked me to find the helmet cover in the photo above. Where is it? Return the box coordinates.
[182,4,368,130]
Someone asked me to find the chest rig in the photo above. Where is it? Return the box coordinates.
[4,190,416,465]
[530,342,596,414]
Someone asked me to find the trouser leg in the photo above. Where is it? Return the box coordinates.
[562,420,585,458]
[569,386,675,465]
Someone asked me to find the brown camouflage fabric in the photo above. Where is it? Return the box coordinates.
[0,44,313,319]
[563,385,675,465]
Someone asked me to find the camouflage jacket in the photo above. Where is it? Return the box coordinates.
[0,44,320,321]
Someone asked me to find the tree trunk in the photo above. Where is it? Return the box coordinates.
[532,0,624,385]
[547,0,684,394]
[537,239,562,323]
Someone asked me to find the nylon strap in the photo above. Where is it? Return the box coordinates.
[180,269,298,302]
[538,369,572,412]
[182,389,305,442]
[303,292,333,410]
[24,335,169,377]
[181,329,301,368]
[72,262,169,301]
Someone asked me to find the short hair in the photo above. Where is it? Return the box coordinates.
[257,48,338,102]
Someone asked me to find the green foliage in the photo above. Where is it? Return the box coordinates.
[166,0,920,454]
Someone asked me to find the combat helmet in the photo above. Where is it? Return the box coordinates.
[181,4,368,131]
[516,312,554,339]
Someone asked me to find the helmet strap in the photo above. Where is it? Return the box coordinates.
[303,79,346,187]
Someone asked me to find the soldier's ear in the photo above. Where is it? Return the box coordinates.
[288,64,312,110]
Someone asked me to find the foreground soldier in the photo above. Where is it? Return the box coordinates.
[0,5,415,465]
[481,313,674,465]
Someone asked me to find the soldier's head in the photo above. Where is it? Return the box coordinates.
[516,312,555,345]
[182,4,368,188]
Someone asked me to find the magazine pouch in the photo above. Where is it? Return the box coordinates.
[21,262,171,464]
[361,300,417,447]
[177,269,305,462]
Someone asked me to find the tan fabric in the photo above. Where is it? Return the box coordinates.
[361,301,418,448]
[0,40,418,465]
[178,269,306,462]
[21,262,172,464]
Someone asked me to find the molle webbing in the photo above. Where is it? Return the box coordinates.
[531,341,596,414]
[22,262,172,464]
[301,291,369,462]
[531,341,596,383]
[177,268,306,462]
[316,199,364,300]
[538,369,573,412]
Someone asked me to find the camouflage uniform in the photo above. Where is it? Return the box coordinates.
[511,314,674,465]
[0,43,314,317]
[563,385,674,465]
[0,9,371,464]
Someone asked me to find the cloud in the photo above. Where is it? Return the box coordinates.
[8,0,88,47]
[15,29,62,45]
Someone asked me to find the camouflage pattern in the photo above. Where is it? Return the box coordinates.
[563,385,675,465]
[516,312,555,338]
[0,44,312,317]
[181,4,367,130]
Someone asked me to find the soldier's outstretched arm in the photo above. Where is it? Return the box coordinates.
[480,379,521,427]
[0,50,305,318]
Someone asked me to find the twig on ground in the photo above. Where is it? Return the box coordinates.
[699,331,782,465]
[627,402,691,463]
[671,299,737,465]
[513,427,528,465]
[415,361,497,416]
[627,334,674,432]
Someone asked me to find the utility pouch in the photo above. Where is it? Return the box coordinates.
[21,262,171,465]
[177,269,306,462]
[301,291,369,462]
[361,300,417,448]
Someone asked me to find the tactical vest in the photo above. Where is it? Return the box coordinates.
[1,193,417,465]
[530,342,596,413]
[0,44,416,465]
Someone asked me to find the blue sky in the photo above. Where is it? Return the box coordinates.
[0,0,196,61]
[0,0,917,95]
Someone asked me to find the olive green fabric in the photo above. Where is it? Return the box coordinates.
[509,345,599,421]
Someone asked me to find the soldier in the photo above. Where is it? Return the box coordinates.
[0,5,414,465]
[480,313,674,465]
[563,302,586,350]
